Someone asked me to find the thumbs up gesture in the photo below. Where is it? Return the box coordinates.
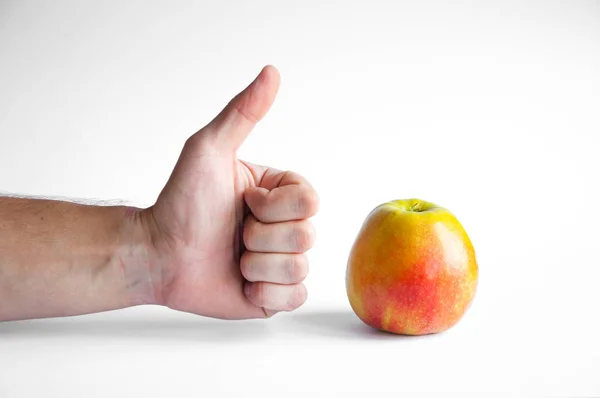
[143,66,319,319]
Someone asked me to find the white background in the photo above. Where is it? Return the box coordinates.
[1,1,599,396]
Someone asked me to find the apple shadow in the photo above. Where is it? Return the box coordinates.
[284,310,420,341]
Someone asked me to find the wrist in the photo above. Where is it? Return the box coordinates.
[116,207,166,307]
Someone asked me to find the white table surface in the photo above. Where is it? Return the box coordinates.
[1,1,599,396]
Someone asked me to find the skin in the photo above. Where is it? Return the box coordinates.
[346,199,478,335]
[0,65,319,322]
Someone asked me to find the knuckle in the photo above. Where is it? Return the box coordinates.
[184,130,218,153]
[287,284,307,310]
[184,133,200,149]
[240,253,254,281]
[242,216,259,249]
[255,204,269,222]
[296,186,320,218]
[252,282,266,306]
[242,225,252,248]
[287,254,308,282]
[251,193,270,221]
[293,221,316,251]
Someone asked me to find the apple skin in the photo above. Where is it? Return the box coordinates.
[346,199,478,335]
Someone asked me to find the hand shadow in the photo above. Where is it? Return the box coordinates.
[0,309,272,343]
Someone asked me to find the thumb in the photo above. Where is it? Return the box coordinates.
[200,65,280,153]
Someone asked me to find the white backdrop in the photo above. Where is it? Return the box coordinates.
[1,1,599,396]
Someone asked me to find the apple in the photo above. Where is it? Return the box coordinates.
[346,199,478,335]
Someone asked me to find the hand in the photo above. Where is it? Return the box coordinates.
[143,66,319,319]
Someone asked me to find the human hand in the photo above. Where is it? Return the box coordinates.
[142,66,319,319]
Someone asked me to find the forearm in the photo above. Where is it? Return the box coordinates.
[0,197,158,321]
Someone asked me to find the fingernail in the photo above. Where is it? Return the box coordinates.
[244,282,252,298]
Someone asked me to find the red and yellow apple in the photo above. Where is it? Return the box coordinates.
[346,199,478,335]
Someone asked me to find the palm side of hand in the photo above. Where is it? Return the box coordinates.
[143,66,318,319]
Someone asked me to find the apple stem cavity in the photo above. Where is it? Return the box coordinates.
[410,202,423,212]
